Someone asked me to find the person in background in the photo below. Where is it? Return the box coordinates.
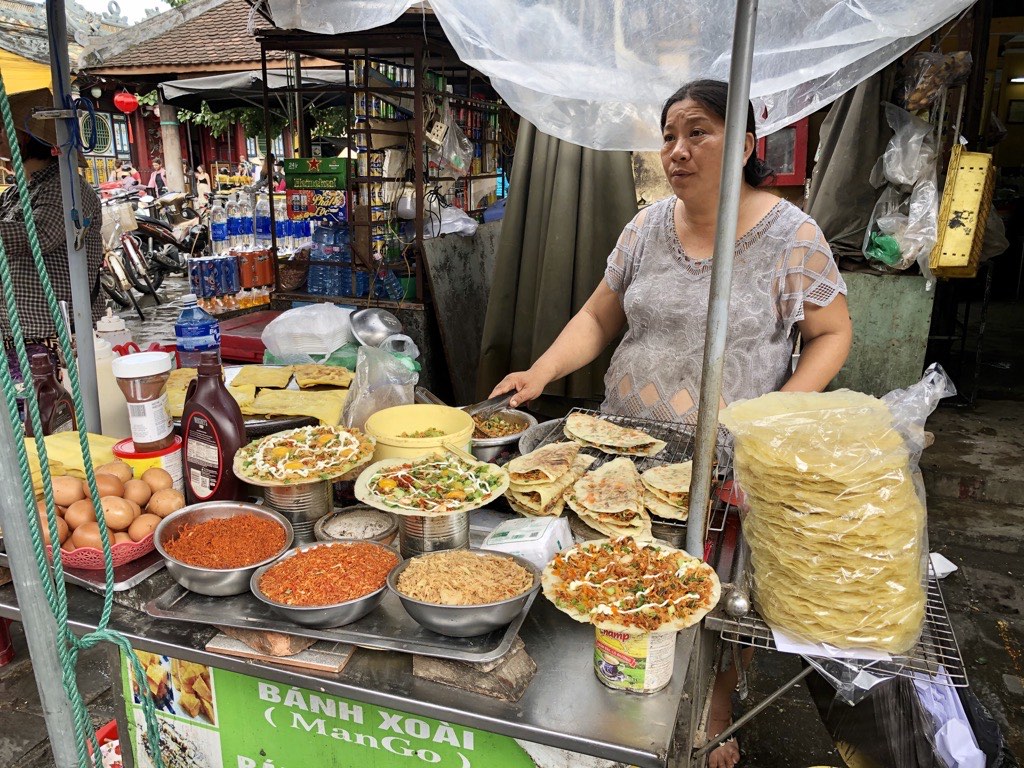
[274,160,286,192]
[194,164,212,207]
[239,154,252,176]
[147,158,167,195]
[0,89,104,356]
[490,79,852,768]
[109,160,140,183]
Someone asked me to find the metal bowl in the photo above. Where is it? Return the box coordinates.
[471,409,538,462]
[386,551,541,637]
[314,505,399,546]
[250,540,398,628]
[154,501,293,597]
[350,307,403,347]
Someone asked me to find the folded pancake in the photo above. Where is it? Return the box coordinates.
[230,365,294,389]
[507,454,595,516]
[507,442,580,486]
[240,388,348,426]
[641,461,693,505]
[644,491,688,521]
[563,413,666,457]
[167,367,198,389]
[572,457,644,515]
[293,363,354,389]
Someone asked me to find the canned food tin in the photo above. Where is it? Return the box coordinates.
[370,205,387,222]
[371,234,386,261]
[397,512,468,558]
[368,151,385,176]
[369,184,384,205]
[113,436,185,494]
[263,480,332,546]
[593,627,676,693]
[356,148,368,178]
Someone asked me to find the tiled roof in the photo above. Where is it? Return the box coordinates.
[82,0,283,73]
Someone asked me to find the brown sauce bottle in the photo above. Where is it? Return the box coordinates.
[181,351,247,504]
[24,352,76,437]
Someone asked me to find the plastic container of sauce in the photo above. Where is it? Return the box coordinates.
[113,436,184,493]
[110,352,174,452]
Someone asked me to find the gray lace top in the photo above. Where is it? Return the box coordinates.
[602,196,846,422]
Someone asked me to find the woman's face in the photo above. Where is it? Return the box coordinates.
[660,98,753,201]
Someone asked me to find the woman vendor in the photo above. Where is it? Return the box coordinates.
[491,80,853,768]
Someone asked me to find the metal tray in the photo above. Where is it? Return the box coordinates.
[145,580,536,663]
[0,541,166,593]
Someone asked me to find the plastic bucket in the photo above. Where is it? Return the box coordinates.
[113,436,184,493]
[363,404,473,462]
[264,480,332,545]
[397,512,469,558]
[593,627,677,693]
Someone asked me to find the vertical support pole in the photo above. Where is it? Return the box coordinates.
[294,53,310,157]
[45,0,99,432]
[158,99,185,193]
[0,414,80,765]
[685,0,759,558]
[261,42,280,292]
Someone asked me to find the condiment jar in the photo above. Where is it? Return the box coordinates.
[111,351,174,452]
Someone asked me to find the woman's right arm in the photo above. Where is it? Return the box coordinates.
[490,280,626,407]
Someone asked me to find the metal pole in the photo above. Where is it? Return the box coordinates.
[0,417,80,765]
[685,0,759,558]
[45,0,99,432]
[294,53,309,157]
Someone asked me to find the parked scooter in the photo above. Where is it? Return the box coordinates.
[134,191,209,274]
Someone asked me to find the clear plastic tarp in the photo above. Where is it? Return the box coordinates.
[268,0,973,150]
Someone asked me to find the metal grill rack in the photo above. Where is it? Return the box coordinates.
[706,568,968,687]
[530,408,736,534]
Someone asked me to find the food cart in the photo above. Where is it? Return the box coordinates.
[0,1,976,767]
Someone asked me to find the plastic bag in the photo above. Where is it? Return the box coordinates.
[378,333,420,360]
[898,51,973,111]
[424,205,479,239]
[428,106,473,178]
[261,303,354,364]
[871,104,936,188]
[720,365,956,656]
[342,346,418,430]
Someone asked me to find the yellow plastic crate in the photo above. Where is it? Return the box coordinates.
[929,145,995,279]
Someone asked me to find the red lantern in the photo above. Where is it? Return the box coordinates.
[113,90,140,142]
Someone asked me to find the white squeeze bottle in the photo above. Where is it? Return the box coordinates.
[94,335,130,439]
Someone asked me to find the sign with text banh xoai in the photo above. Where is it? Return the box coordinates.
[284,157,349,224]
[121,650,535,768]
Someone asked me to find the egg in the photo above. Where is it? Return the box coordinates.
[123,479,152,508]
[147,489,186,518]
[142,467,173,492]
[61,539,76,552]
[52,476,86,507]
[128,513,161,542]
[125,499,142,519]
[89,473,124,500]
[113,532,133,546]
[99,497,135,532]
[71,521,105,550]
[38,514,69,546]
[64,499,97,530]
[96,460,133,484]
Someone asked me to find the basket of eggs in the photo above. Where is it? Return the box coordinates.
[42,459,187,569]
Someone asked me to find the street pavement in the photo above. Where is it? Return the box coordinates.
[0,285,1021,767]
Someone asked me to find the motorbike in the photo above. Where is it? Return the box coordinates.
[98,191,161,319]
[135,191,209,276]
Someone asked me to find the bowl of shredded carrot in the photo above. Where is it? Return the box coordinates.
[155,501,294,596]
[250,540,400,628]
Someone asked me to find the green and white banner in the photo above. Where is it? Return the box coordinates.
[121,650,536,768]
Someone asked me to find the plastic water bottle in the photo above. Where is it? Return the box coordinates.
[381,268,404,300]
[272,197,287,250]
[175,293,221,368]
[210,199,228,255]
[238,194,254,245]
[308,224,335,296]
[255,194,272,246]
[335,225,352,297]
[226,194,242,248]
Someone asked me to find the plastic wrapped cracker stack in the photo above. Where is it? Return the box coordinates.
[720,389,927,655]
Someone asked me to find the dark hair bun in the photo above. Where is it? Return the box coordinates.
[744,155,775,187]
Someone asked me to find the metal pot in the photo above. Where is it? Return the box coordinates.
[471,409,538,462]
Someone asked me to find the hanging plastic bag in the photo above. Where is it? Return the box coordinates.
[378,333,420,360]
[870,104,936,189]
[342,346,418,431]
[897,51,973,111]
[424,205,479,239]
[428,105,473,178]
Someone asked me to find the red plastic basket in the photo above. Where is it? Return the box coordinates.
[47,533,155,570]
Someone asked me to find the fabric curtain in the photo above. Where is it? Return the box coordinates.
[476,121,637,403]
[806,67,896,264]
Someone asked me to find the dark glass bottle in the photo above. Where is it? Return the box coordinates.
[24,353,76,437]
[181,351,246,504]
